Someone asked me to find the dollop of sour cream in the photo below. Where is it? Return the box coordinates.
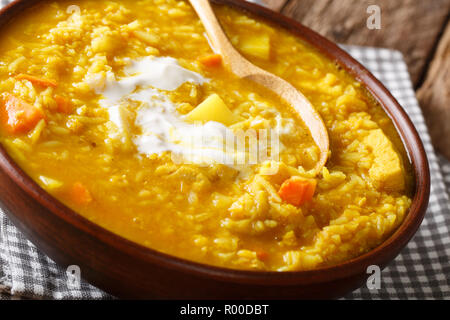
[133,94,243,167]
[95,56,250,170]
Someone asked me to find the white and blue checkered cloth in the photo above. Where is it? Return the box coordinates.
[0,0,449,300]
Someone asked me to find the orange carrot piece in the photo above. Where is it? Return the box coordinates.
[15,74,58,88]
[1,93,45,134]
[54,95,72,114]
[199,54,222,67]
[278,176,317,207]
[70,182,93,206]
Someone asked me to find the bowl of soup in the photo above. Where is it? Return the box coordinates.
[0,0,429,299]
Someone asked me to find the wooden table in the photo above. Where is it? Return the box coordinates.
[259,0,450,159]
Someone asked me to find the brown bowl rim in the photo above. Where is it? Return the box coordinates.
[0,0,430,286]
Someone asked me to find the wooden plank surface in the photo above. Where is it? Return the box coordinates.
[281,0,450,86]
[417,22,450,159]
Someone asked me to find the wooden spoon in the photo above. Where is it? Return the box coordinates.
[189,0,329,175]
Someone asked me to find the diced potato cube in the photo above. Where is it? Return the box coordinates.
[186,94,241,126]
[238,35,271,60]
[363,129,405,192]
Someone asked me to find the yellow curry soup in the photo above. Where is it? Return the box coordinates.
[0,0,413,271]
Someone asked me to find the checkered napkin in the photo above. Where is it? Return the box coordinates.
[0,3,449,301]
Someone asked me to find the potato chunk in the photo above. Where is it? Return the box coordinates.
[186,94,241,126]
[91,35,118,53]
[91,27,122,54]
[238,35,271,60]
[363,129,405,192]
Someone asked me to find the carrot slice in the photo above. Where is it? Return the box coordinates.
[54,95,72,114]
[1,93,45,134]
[199,54,222,67]
[278,176,317,206]
[15,74,58,88]
[70,182,93,206]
